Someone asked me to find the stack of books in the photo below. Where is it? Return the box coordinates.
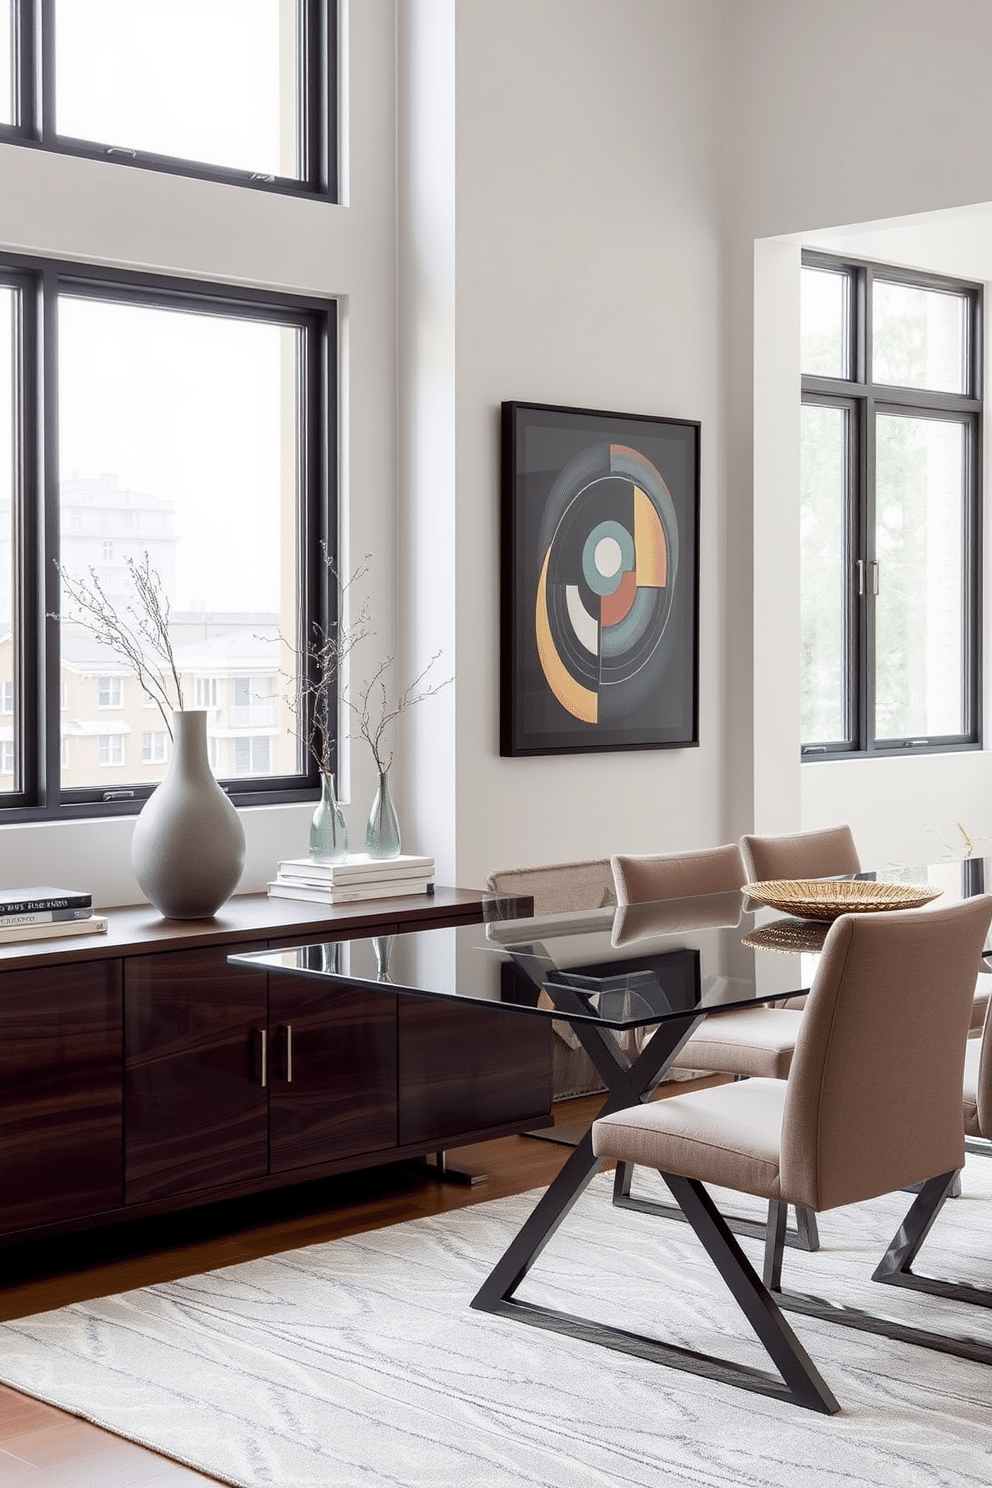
[0,886,108,944]
[268,854,436,905]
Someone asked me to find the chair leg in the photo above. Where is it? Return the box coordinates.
[871,1169,992,1307]
[614,1163,820,1252]
[613,1160,634,1201]
[764,1200,788,1289]
[794,1205,820,1251]
[769,1171,992,1367]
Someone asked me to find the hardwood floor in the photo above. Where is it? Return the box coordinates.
[0,1095,607,1487]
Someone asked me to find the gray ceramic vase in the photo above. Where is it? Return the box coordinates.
[131,709,246,919]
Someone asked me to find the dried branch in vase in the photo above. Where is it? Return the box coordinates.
[928,822,992,861]
[276,548,452,780]
[349,650,452,775]
[52,552,185,737]
[278,549,373,778]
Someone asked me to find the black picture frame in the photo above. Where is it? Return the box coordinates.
[500,401,700,757]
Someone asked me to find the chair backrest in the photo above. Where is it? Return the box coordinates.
[780,896,992,1212]
[610,844,745,907]
[739,824,860,883]
[485,859,615,913]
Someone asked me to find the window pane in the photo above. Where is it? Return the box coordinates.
[874,414,965,739]
[54,0,300,178]
[57,294,303,792]
[800,267,849,379]
[0,287,16,790]
[800,404,849,745]
[0,1,12,125]
[872,281,967,394]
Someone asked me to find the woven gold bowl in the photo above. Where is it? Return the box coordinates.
[743,878,944,922]
[741,917,830,954]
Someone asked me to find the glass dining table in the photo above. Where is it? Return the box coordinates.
[228,858,992,1412]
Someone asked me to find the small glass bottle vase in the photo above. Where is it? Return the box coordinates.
[310,772,349,864]
[366,769,401,860]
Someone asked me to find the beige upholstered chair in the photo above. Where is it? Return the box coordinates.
[737,825,862,1016]
[592,896,992,1407]
[486,859,718,1102]
[739,824,861,883]
[487,859,616,917]
[611,846,804,1083]
[612,844,747,905]
[610,844,814,1247]
[873,987,992,1305]
[963,996,992,1142]
[741,824,989,1034]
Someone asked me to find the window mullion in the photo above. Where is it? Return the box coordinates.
[39,263,59,807]
[13,0,38,135]
[861,391,876,753]
[36,0,54,142]
[8,272,38,804]
[964,412,982,740]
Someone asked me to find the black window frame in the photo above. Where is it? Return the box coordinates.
[0,251,337,823]
[800,250,983,760]
[1,0,336,201]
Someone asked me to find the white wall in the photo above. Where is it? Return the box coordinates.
[449,0,729,889]
[396,0,458,888]
[0,0,399,906]
[10,0,992,909]
[727,0,992,860]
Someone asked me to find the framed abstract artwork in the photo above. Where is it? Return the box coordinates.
[500,401,699,757]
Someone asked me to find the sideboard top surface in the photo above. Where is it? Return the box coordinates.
[0,887,486,971]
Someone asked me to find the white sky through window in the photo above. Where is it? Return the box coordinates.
[58,296,292,613]
[54,0,290,176]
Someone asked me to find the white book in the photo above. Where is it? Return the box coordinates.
[267,878,435,906]
[276,854,435,885]
[0,915,109,945]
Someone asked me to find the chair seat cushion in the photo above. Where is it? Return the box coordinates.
[964,1036,981,1138]
[593,1079,787,1201]
[670,1007,803,1079]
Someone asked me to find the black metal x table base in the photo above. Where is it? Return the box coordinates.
[469,1004,841,1414]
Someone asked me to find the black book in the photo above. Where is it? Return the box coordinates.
[0,886,93,914]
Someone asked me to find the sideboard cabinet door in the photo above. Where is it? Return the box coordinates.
[267,976,397,1174]
[0,960,122,1234]
[124,943,269,1203]
[397,1002,552,1147]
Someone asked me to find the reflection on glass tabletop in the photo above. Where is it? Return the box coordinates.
[230,862,983,1031]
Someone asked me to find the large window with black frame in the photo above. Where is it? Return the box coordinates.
[0,258,336,820]
[799,252,982,758]
[0,0,335,199]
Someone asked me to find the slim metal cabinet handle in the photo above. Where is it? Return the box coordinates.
[856,558,865,595]
[257,1027,268,1087]
[869,559,880,595]
[285,1024,293,1083]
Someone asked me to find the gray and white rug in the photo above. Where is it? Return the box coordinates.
[2,1165,992,1487]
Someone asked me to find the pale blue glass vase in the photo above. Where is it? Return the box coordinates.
[309,772,348,864]
[366,769,401,859]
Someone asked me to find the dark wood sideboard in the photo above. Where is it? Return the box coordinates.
[0,888,552,1248]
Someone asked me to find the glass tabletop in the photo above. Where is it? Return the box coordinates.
[230,860,985,1032]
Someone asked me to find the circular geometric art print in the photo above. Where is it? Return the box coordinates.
[535,442,679,724]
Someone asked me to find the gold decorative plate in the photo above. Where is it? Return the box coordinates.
[743,878,944,922]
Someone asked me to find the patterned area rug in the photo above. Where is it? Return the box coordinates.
[2,1164,992,1487]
